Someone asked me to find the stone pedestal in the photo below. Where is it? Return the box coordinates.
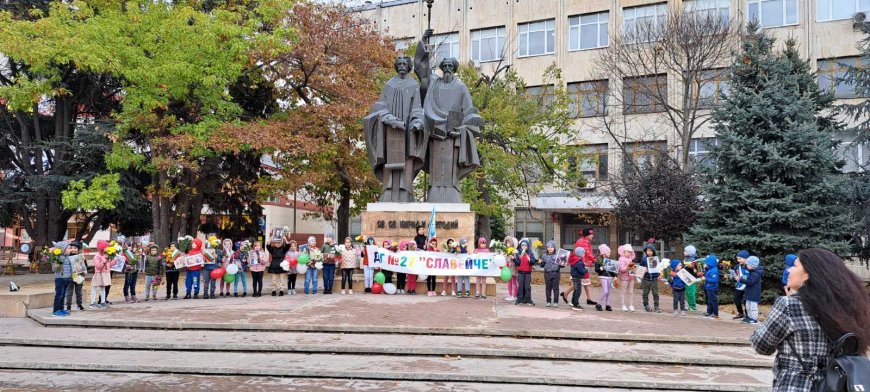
[360,203,476,245]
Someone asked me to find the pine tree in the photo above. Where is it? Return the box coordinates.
[687,24,851,303]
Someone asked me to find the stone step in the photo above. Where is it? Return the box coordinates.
[0,319,771,367]
[0,346,772,391]
[0,370,667,391]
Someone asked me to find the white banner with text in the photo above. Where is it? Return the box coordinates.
[365,245,500,276]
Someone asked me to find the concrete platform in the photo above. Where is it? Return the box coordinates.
[0,287,54,317]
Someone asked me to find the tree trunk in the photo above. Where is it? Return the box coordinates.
[475,177,492,241]
[336,177,351,241]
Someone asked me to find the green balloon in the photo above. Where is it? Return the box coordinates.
[298,253,310,265]
[223,272,236,283]
[500,266,512,282]
[375,271,386,284]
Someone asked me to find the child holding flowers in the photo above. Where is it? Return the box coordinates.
[143,244,165,302]
[303,237,321,295]
[321,236,338,295]
[283,240,299,295]
[218,238,234,297]
[51,241,74,317]
[163,243,180,300]
[339,237,359,295]
[234,241,250,297]
[89,240,113,308]
[122,241,140,303]
[504,237,518,302]
[65,244,88,312]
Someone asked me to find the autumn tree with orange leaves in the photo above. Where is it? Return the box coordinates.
[241,2,396,240]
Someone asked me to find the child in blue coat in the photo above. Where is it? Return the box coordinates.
[741,256,763,324]
[701,255,720,319]
[667,259,687,316]
[782,254,796,296]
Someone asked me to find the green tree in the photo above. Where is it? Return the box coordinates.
[457,64,584,240]
[687,24,851,303]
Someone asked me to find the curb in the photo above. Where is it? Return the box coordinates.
[0,338,770,368]
[0,362,768,392]
[27,311,752,345]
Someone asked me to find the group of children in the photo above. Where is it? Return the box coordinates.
[49,229,785,323]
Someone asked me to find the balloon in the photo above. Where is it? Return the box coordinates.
[226,264,239,275]
[417,274,428,282]
[372,282,384,294]
[383,283,397,295]
[493,254,507,268]
[296,264,308,274]
[500,266,512,282]
[223,272,236,283]
[298,253,310,265]
[374,271,386,284]
[315,262,323,270]
[280,260,290,271]
[288,258,298,268]
[210,268,225,280]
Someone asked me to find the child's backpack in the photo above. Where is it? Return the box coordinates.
[790,332,870,392]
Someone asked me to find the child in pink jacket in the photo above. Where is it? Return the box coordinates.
[617,244,636,312]
[89,240,117,308]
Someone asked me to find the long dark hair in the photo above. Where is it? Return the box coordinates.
[797,248,870,354]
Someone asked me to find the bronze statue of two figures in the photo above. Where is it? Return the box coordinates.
[364,32,484,204]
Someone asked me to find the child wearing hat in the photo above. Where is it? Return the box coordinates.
[515,239,537,305]
[617,244,636,312]
[541,240,561,307]
[569,246,588,309]
[731,250,750,320]
[701,254,720,319]
[782,254,796,296]
[668,259,687,316]
[640,243,662,313]
[143,244,165,301]
[740,256,763,323]
[595,244,617,311]
[456,239,472,298]
[51,241,76,316]
[474,238,489,299]
[65,243,88,312]
[683,245,700,311]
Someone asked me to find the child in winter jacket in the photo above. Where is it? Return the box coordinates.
[339,237,359,295]
[90,240,114,308]
[514,239,536,305]
[702,254,720,319]
[51,241,75,317]
[683,245,700,311]
[143,244,165,301]
[361,237,376,293]
[595,244,617,311]
[541,241,561,307]
[731,250,750,320]
[640,243,662,313]
[741,256,763,324]
[65,247,88,312]
[504,236,519,302]
[164,243,180,300]
[668,259,687,315]
[569,247,589,309]
[782,254,796,296]
[474,237,489,299]
[284,240,299,295]
[617,244,636,312]
[248,241,266,297]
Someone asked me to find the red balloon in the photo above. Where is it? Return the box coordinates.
[371,282,384,294]
[287,257,298,268]
[210,268,225,280]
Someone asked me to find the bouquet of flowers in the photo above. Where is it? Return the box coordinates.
[177,235,194,253]
[310,248,323,262]
[506,246,517,256]
[241,240,252,252]
[46,247,63,266]
[152,275,162,290]
[532,240,544,249]
[72,273,85,284]
[207,235,220,249]
[489,239,507,254]
[354,234,365,243]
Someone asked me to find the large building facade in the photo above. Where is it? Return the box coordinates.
[357,0,868,255]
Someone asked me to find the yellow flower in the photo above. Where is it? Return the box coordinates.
[533,240,544,249]
[355,235,364,242]
[506,247,517,255]
[52,248,62,256]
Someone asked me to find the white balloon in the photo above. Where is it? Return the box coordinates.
[383,283,397,295]
[226,264,239,275]
[315,262,324,270]
[493,254,507,268]
[417,274,428,282]
[280,260,290,271]
[296,264,308,274]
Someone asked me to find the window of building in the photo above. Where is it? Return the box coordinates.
[432,32,459,63]
[471,26,506,63]
[747,0,798,28]
[568,11,609,51]
[623,74,668,114]
[525,85,555,108]
[569,80,608,118]
[623,3,667,43]
[689,137,719,167]
[514,208,547,241]
[683,0,730,25]
[837,141,870,173]
[817,0,870,22]
[818,57,865,99]
[693,69,730,109]
[518,19,555,57]
[622,141,667,174]
[394,38,413,52]
[580,144,609,182]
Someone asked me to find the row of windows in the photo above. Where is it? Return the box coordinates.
[522,56,862,120]
[417,0,862,65]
